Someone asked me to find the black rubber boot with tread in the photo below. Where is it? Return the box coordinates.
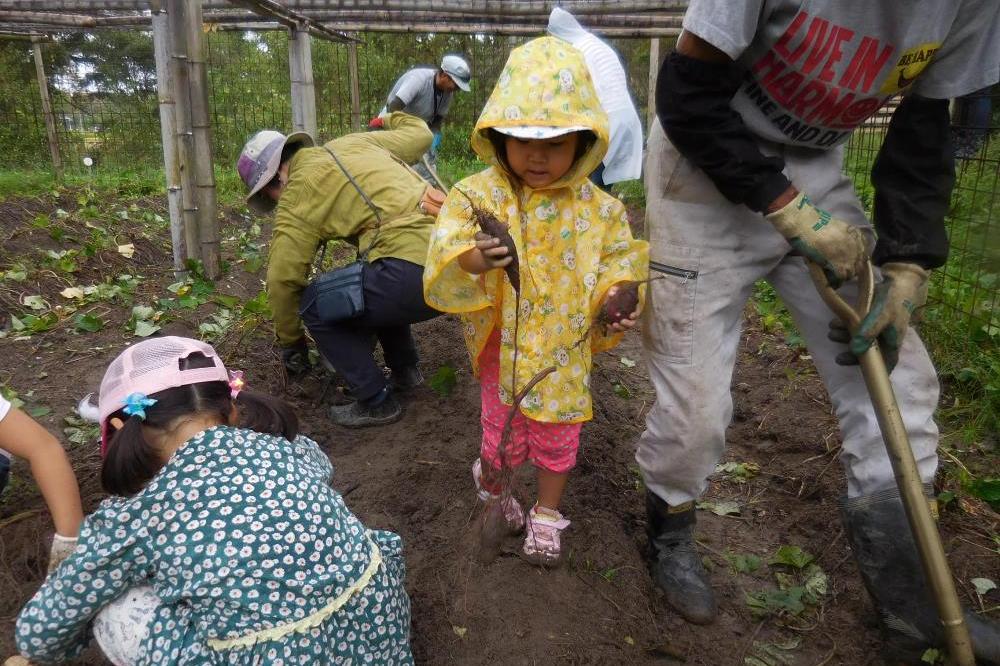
[646,491,718,625]
[842,487,1000,665]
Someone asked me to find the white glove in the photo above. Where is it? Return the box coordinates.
[47,533,78,574]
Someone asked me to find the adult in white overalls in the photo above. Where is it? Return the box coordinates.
[639,1,1000,661]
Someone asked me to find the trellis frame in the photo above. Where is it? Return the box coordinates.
[0,1,684,279]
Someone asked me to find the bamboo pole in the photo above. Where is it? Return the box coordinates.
[0,10,95,26]
[31,36,62,180]
[151,2,186,279]
[183,0,220,279]
[289,23,317,139]
[166,0,199,270]
[5,0,689,15]
[348,38,361,132]
[647,37,660,133]
[196,10,685,25]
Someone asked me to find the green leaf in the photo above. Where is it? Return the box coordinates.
[697,500,741,516]
[725,551,762,574]
[612,382,632,399]
[23,295,48,310]
[131,305,155,321]
[745,587,805,618]
[802,564,828,603]
[242,291,271,316]
[212,294,240,309]
[770,545,814,569]
[963,478,1000,505]
[936,490,956,507]
[921,648,943,664]
[429,365,457,397]
[971,578,997,596]
[133,320,160,337]
[73,313,105,332]
[28,405,51,418]
[715,461,761,483]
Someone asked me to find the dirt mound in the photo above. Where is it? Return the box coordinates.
[1,191,996,665]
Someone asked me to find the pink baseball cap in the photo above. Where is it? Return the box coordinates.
[97,336,229,456]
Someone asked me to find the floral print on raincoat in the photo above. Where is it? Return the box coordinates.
[423,36,649,424]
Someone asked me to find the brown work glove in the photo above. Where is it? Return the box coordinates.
[766,192,868,288]
[828,262,929,371]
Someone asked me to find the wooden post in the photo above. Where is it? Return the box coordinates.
[151,2,186,278]
[31,37,62,180]
[289,23,317,139]
[183,0,220,278]
[647,37,660,133]
[166,0,200,269]
[348,39,361,132]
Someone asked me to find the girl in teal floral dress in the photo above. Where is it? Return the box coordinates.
[15,336,412,665]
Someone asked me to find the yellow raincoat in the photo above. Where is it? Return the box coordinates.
[423,37,649,424]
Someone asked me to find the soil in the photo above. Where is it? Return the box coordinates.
[0,191,997,665]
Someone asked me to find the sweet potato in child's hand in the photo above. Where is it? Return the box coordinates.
[599,281,642,327]
[458,188,521,293]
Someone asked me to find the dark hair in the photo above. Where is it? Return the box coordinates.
[101,353,298,496]
[485,128,596,174]
[265,142,305,190]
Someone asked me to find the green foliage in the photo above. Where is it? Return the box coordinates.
[716,461,761,484]
[726,551,763,574]
[769,545,814,569]
[428,365,457,397]
[612,179,645,208]
[751,282,804,348]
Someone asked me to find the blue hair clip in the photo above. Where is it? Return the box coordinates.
[122,392,157,420]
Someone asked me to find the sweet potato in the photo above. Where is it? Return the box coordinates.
[456,188,521,293]
[598,280,642,326]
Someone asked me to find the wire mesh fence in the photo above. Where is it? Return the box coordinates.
[0,29,996,339]
[845,86,1000,342]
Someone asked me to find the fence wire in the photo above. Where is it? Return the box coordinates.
[845,87,1000,341]
[0,31,995,339]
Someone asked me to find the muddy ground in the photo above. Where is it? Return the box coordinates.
[0,190,996,665]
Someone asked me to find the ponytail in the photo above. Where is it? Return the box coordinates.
[100,352,299,496]
[101,415,163,496]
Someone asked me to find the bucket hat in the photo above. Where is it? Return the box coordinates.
[237,130,314,214]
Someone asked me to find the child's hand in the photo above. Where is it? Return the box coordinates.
[459,232,513,274]
[474,232,514,269]
[603,284,640,333]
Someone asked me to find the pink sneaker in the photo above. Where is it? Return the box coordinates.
[472,459,525,534]
[521,505,571,566]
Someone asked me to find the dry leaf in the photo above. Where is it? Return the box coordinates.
[117,243,136,258]
[452,625,467,639]
[60,287,85,299]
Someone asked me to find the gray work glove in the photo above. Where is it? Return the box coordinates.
[828,262,929,372]
[766,192,868,288]
[48,534,78,574]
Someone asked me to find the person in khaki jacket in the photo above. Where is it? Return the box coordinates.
[237,112,441,427]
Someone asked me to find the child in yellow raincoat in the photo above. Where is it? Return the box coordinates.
[423,37,649,565]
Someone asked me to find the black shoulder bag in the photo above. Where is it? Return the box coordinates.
[298,146,384,323]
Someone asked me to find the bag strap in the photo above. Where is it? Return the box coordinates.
[323,145,383,261]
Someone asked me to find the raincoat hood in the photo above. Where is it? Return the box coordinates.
[471,36,609,189]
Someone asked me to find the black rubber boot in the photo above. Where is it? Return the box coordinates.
[328,389,402,428]
[842,487,1000,665]
[646,491,718,625]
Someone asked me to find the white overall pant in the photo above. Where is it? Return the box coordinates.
[637,121,940,506]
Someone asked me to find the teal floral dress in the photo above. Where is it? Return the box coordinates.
[16,426,412,665]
